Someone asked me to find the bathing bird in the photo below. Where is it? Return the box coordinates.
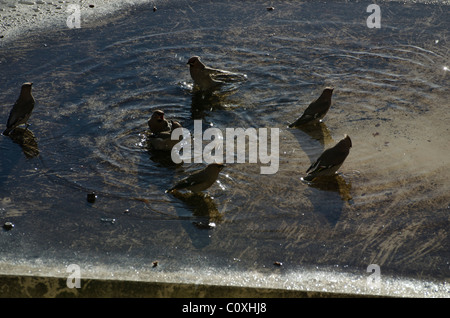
[148,109,173,134]
[166,163,225,193]
[148,109,182,151]
[187,56,237,91]
[3,82,35,136]
[289,87,334,127]
[303,134,352,182]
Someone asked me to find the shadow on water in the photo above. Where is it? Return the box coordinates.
[289,121,333,175]
[305,175,352,226]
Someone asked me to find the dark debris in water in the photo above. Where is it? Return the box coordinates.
[3,222,14,231]
[87,192,97,203]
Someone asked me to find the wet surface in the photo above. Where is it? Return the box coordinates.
[0,0,449,291]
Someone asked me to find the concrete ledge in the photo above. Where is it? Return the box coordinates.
[0,274,371,298]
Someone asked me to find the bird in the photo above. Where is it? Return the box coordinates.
[303,134,352,182]
[187,56,240,92]
[148,109,173,134]
[3,82,35,136]
[147,110,182,151]
[166,163,225,193]
[289,87,334,127]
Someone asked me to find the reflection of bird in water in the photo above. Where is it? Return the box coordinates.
[8,127,39,158]
[171,190,223,226]
[189,90,229,119]
[3,82,35,136]
[296,121,333,147]
[303,134,352,182]
[147,110,182,151]
[306,173,352,226]
[166,163,225,194]
[187,56,245,92]
[308,174,352,202]
[289,87,334,127]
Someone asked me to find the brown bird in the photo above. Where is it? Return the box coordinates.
[303,134,352,182]
[148,110,182,151]
[289,87,334,127]
[148,110,181,134]
[166,163,225,193]
[3,82,35,136]
[187,56,244,91]
[148,109,171,134]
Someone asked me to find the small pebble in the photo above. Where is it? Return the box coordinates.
[3,222,14,230]
[100,217,116,224]
[273,261,282,266]
[87,192,97,203]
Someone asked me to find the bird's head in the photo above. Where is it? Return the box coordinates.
[151,110,165,122]
[322,87,334,98]
[340,134,352,149]
[21,82,33,92]
[187,56,205,69]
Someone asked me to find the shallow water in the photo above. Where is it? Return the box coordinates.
[0,0,449,291]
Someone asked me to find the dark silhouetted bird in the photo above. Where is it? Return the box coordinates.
[3,82,35,136]
[303,134,352,181]
[289,87,334,127]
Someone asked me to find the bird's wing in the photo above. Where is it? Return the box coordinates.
[205,66,246,82]
[170,169,206,191]
[204,66,231,75]
[6,101,24,128]
[307,148,349,173]
[304,100,328,116]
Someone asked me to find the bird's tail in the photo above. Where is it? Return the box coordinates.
[302,174,315,182]
[2,128,12,136]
